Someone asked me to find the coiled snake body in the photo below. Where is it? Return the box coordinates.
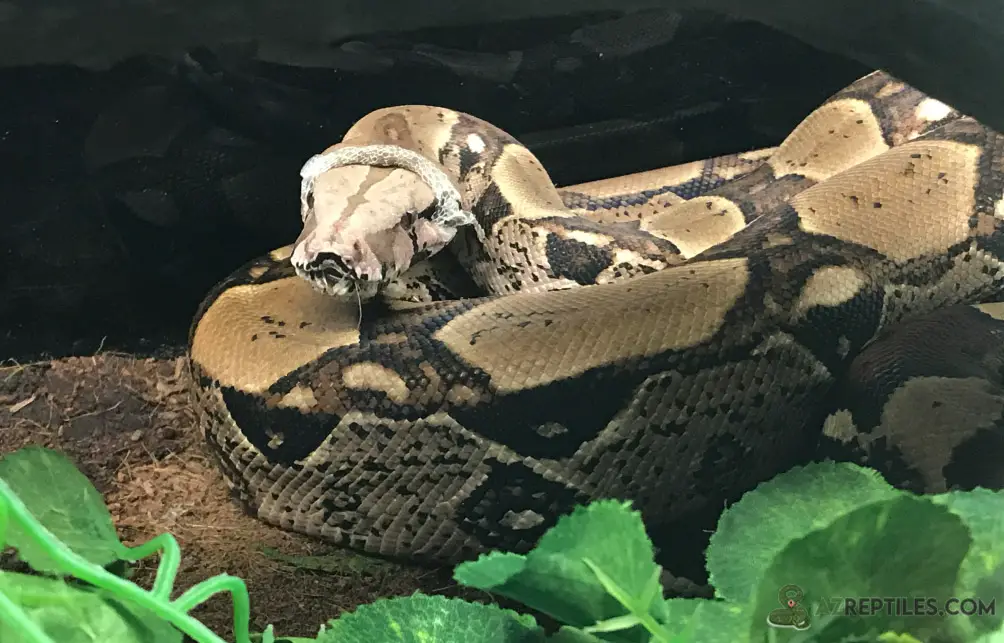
[188,71,1004,566]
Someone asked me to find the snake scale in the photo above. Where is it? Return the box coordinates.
[188,70,1004,570]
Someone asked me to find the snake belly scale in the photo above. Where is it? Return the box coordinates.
[188,70,1004,567]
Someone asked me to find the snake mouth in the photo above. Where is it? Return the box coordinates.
[293,252,383,300]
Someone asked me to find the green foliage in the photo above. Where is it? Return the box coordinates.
[707,462,899,603]
[0,447,1002,643]
[314,594,545,643]
[453,500,669,638]
[750,496,968,641]
[0,447,131,573]
[0,571,182,642]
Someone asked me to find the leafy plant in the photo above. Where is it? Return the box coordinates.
[0,445,1002,643]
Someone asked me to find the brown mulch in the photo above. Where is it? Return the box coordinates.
[0,352,489,640]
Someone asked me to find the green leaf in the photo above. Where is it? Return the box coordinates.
[452,551,527,589]
[0,447,128,573]
[0,570,181,643]
[974,626,1004,643]
[316,593,544,643]
[932,489,1004,593]
[748,495,969,642]
[554,599,747,643]
[707,462,899,603]
[931,488,1004,638]
[661,598,747,643]
[454,499,667,639]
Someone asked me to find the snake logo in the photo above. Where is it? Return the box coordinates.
[767,584,811,630]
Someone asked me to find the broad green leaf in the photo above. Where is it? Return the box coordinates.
[316,593,544,643]
[748,496,969,642]
[561,599,747,643]
[661,598,747,642]
[451,551,526,589]
[931,488,1004,639]
[707,462,899,603]
[932,489,1004,592]
[0,571,181,643]
[0,447,128,573]
[975,626,1004,643]
[454,499,666,640]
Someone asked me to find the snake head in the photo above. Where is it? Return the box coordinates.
[291,164,458,299]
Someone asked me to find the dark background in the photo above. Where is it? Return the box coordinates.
[0,8,870,361]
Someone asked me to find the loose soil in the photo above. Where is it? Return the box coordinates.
[0,352,488,640]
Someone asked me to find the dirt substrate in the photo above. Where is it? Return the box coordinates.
[0,353,482,640]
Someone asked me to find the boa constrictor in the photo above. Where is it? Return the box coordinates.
[188,70,1004,570]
